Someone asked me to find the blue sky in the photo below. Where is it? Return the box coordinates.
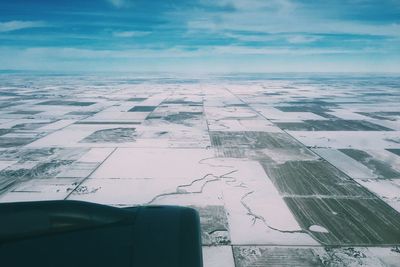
[0,0,399,72]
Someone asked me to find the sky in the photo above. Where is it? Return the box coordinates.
[0,0,399,73]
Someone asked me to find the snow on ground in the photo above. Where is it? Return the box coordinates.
[289,131,400,149]
[1,74,400,265]
[312,148,378,179]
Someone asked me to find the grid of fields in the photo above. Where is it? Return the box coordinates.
[1,74,400,266]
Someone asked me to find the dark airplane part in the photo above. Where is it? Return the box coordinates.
[0,200,203,267]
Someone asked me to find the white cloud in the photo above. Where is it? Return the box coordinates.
[224,33,321,43]
[224,33,278,42]
[106,0,133,8]
[210,45,369,55]
[0,45,376,64]
[113,31,151,38]
[286,35,321,44]
[1,46,398,73]
[187,1,400,38]
[200,0,295,13]
[16,47,201,59]
[0,20,46,33]
[189,14,400,37]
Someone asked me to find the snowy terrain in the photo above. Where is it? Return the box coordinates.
[0,73,399,266]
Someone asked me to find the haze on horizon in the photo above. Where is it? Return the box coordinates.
[0,0,399,73]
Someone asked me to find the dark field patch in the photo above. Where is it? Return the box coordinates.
[9,110,42,115]
[210,131,315,160]
[0,137,36,148]
[233,246,324,267]
[378,111,400,116]
[0,148,59,161]
[215,146,317,162]
[214,147,248,158]
[0,129,12,136]
[387,149,400,156]
[284,197,400,245]
[12,122,49,130]
[66,111,97,116]
[263,92,283,96]
[38,100,95,106]
[340,149,400,179]
[0,148,88,162]
[210,131,303,149]
[275,104,339,119]
[194,205,230,245]
[286,100,337,107]
[262,160,373,197]
[275,105,331,113]
[0,178,17,195]
[74,121,141,125]
[128,106,156,112]
[128,97,147,101]
[226,103,247,107]
[162,100,202,106]
[0,160,74,194]
[0,160,74,179]
[28,160,74,178]
[163,112,203,125]
[276,120,392,131]
[0,102,16,109]
[356,112,396,121]
[144,115,162,119]
[310,111,338,119]
[0,91,18,97]
[80,128,136,143]
[363,92,397,96]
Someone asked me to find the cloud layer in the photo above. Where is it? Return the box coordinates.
[0,0,399,72]
[0,20,46,32]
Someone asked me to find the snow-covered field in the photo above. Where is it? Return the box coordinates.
[0,73,399,266]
